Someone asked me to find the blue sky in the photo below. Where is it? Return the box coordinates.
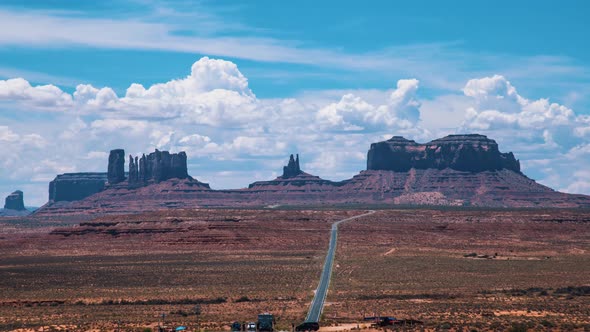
[0,0,589,206]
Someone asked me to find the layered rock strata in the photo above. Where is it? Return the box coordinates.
[48,173,107,202]
[367,134,520,173]
[34,134,590,215]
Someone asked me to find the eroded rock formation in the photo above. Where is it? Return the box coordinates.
[367,134,520,173]
[45,149,192,204]
[282,154,302,178]
[4,190,25,210]
[248,154,337,189]
[130,150,189,186]
[49,173,107,202]
[34,134,590,215]
[128,155,139,185]
[107,149,126,184]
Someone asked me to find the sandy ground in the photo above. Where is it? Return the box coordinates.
[0,208,589,331]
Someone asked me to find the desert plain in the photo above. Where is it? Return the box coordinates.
[0,208,588,331]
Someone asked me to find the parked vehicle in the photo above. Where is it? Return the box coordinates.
[257,313,275,332]
[231,321,242,331]
[247,322,256,331]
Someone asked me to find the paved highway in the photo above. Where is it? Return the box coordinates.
[304,210,376,323]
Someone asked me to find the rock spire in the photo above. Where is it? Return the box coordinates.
[282,154,302,178]
[107,149,126,184]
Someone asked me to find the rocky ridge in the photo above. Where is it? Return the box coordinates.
[33,134,590,215]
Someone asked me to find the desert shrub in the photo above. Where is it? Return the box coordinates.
[98,297,226,306]
[143,328,152,332]
[211,297,227,304]
[439,322,451,330]
[554,286,590,296]
[489,321,504,330]
[510,289,527,296]
[170,310,188,317]
[508,322,527,332]
[540,319,555,328]
[560,322,578,330]
[357,293,455,300]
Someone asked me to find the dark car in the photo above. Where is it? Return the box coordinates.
[231,321,242,331]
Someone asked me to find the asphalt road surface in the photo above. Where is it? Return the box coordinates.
[304,210,376,323]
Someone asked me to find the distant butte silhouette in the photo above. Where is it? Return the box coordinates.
[35,134,590,215]
[4,190,26,211]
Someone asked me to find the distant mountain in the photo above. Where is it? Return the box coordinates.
[33,134,590,216]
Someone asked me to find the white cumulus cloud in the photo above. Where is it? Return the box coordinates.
[1,60,590,205]
[316,78,423,132]
[460,74,590,195]
[0,78,72,109]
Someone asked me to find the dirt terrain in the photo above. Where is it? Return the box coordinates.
[0,208,589,331]
[0,209,355,331]
[329,209,590,331]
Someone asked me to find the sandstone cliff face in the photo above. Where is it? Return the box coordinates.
[129,149,189,186]
[49,173,107,202]
[129,155,138,185]
[46,149,192,205]
[107,149,126,185]
[34,134,590,215]
[367,134,520,173]
[4,190,25,210]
